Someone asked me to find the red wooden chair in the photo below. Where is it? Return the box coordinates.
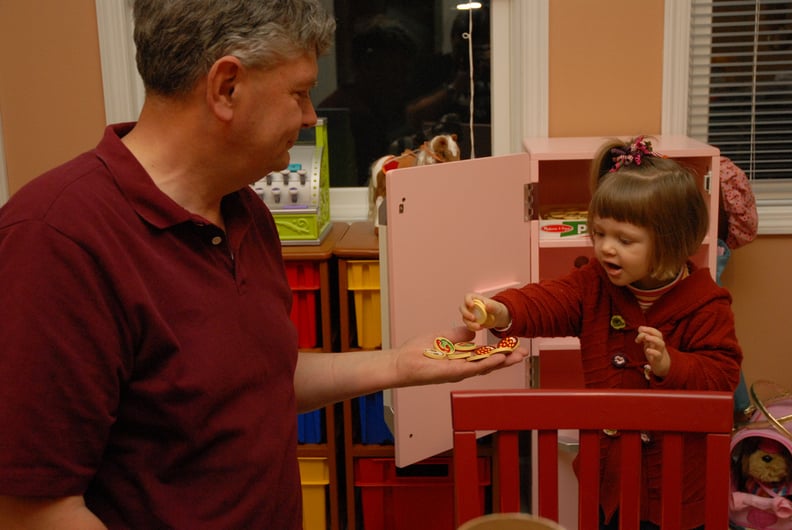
[451,389,734,530]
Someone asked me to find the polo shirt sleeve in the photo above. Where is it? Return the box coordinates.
[0,219,125,497]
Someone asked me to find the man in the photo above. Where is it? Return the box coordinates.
[0,1,526,528]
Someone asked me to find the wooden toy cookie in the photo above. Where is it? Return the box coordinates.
[471,299,496,327]
[467,345,495,361]
[433,336,455,355]
[422,348,447,360]
[454,341,477,352]
[496,337,519,350]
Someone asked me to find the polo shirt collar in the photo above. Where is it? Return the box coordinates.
[95,123,250,232]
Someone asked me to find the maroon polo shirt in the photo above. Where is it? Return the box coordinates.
[0,124,302,529]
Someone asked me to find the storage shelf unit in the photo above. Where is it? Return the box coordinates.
[282,221,349,530]
[332,221,393,530]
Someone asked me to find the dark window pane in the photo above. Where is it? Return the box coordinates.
[316,1,492,186]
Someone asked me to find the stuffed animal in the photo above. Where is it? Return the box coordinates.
[368,134,460,234]
[742,438,792,498]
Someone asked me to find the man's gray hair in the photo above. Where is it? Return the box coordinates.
[132,0,335,95]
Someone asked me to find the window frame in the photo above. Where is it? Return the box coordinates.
[662,0,792,234]
[94,0,548,219]
[94,1,549,144]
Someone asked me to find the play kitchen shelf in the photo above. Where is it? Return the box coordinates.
[383,136,721,528]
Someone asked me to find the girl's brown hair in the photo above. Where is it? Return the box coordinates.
[588,137,709,281]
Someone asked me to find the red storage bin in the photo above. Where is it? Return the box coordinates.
[285,260,321,290]
[285,261,320,349]
[290,290,318,349]
[355,457,490,530]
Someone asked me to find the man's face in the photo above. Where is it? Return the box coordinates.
[232,52,319,177]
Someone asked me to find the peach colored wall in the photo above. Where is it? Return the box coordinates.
[1,1,790,392]
[721,238,792,391]
[548,0,664,137]
[0,0,106,195]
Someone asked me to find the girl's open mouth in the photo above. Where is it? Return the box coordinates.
[603,262,623,278]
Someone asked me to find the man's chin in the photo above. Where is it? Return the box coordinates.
[275,153,291,172]
[260,155,291,177]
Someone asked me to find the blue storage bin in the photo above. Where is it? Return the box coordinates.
[298,409,323,444]
[358,391,394,444]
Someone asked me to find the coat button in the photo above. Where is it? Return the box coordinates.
[611,354,627,368]
[610,315,626,330]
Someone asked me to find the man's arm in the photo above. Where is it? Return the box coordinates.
[0,495,106,530]
[293,326,529,413]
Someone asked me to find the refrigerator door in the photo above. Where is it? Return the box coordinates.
[385,152,533,466]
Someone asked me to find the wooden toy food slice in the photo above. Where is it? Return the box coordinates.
[467,345,495,361]
[471,299,495,326]
[496,336,519,350]
[422,348,447,360]
[472,299,488,325]
[433,337,455,354]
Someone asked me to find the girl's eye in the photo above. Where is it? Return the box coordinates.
[620,238,632,245]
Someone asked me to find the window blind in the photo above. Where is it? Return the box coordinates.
[688,0,792,179]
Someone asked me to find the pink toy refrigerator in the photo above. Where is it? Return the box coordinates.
[381,135,720,528]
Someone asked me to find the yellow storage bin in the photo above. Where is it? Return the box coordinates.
[347,259,380,290]
[347,260,381,349]
[299,457,329,530]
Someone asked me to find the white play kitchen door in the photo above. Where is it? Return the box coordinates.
[381,136,721,468]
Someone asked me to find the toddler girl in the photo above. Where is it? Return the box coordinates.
[460,136,743,530]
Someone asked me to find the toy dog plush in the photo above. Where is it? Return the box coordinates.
[742,438,792,498]
[368,134,460,234]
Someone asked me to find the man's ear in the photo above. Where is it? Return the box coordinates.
[206,56,243,122]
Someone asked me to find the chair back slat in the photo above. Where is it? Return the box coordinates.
[536,430,559,520]
[496,431,522,513]
[618,432,642,530]
[454,430,484,524]
[577,430,600,530]
[704,433,732,529]
[659,432,683,528]
[451,389,733,529]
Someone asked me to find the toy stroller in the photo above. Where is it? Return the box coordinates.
[730,381,792,529]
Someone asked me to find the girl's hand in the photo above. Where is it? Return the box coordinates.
[459,293,510,332]
[636,325,670,378]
